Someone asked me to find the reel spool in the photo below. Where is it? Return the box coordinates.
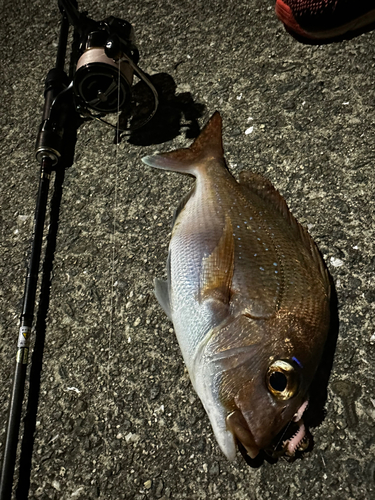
[75,40,133,113]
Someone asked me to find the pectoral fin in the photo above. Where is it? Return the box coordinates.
[154,278,172,319]
[199,215,234,304]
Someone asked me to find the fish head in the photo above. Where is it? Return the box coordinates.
[203,310,329,460]
[226,357,308,459]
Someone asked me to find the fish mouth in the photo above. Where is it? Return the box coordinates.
[227,400,311,461]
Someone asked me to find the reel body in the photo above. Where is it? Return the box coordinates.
[36,1,158,167]
[72,14,158,131]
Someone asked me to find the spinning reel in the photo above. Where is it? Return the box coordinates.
[36,0,158,166]
[75,17,139,115]
[72,13,159,122]
[64,0,158,119]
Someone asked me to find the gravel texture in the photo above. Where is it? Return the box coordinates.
[1,1,375,499]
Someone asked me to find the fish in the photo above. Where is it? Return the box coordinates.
[142,112,331,461]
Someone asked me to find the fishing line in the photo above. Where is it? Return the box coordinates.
[272,419,293,454]
[104,58,121,459]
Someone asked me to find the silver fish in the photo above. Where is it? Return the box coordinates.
[142,112,331,460]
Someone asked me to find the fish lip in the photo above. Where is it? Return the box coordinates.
[226,410,261,459]
[292,399,309,422]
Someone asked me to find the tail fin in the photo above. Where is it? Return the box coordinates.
[142,111,224,177]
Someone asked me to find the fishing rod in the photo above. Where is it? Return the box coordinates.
[0,1,158,498]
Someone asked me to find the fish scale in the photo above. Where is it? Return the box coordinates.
[170,177,229,359]
[142,112,331,461]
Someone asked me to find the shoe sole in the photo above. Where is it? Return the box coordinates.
[275,0,375,41]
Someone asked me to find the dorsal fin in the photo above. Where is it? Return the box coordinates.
[154,251,172,319]
[239,171,287,214]
[142,112,224,177]
[239,171,331,297]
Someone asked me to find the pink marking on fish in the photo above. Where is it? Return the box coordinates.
[293,400,309,422]
[282,400,309,456]
[286,421,306,455]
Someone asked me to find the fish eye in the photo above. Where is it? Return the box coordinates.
[266,360,299,400]
[269,371,287,392]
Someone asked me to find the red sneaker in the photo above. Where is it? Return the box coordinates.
[275,0,375,42]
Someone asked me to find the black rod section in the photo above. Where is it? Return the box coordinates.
[0,9,70,500]
[56,12,69,70]
[0,158,53,500]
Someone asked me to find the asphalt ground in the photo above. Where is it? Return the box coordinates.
[1,0,375,499]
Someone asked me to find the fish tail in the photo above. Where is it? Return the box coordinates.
[142,112,224,177]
